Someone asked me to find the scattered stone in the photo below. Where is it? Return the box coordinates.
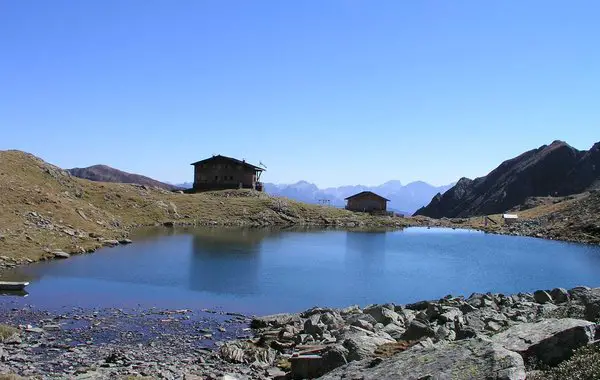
[318,338,526,380]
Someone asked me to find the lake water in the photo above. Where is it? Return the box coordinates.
[3,227,600,315]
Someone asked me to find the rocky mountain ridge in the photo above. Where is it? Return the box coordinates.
[415,140,600,218]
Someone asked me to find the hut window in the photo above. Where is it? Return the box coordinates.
[214,176,218,180]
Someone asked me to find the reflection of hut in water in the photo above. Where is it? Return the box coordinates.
[344,230,388,271]
[189,228,281,295]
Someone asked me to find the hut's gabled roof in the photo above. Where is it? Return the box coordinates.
[190,155,265,171]
[344,191,390,202]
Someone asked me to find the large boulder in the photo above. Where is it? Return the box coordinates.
[290,345,349,379]
[363,305,401,325]
[401,319,435,341]
[550,288,570,303]
[491,318,597,366]
[533,290,553,304]
[343,333,395,361]
[219,341,277,367]
[570,287,600,321]
[251,313,301,329]
[318,337,526,380]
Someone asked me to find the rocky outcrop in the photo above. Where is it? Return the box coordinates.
[318,338,526,380]
[415,140,600,218]
[491,318,597,365]
[0,286,599,379]
[236,287,600,379]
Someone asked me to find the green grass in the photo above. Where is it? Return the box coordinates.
[0,374,26,380]
[528,344,600,380]
[0,324,18,341]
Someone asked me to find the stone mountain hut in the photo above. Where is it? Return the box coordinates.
[345,191,390,213]
[190,155,265,192]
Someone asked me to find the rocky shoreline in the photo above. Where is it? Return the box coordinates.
[0,286,599,379]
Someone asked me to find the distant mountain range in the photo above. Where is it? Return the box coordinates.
[67,165,180,191]
[174,180,453,215]
[261,180,453,215]
[415,140,600,218]
[67,167,452,215]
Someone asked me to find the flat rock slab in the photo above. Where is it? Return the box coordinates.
[251,313,301,328]
[318,338,526,380]
[491,318,597,366]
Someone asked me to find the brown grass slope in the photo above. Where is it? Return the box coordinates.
[0,150,411,264]
[67,164,180,190]
[462,191,600,244]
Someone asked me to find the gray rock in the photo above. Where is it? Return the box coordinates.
[321,345,349,372]
[491,318,597,366]
[572,287,600,321]
[351,319,374,332]
[251,313,300,329]
[339,305,361,315]
[219,341,277,366]
[304,318,326,337]
[550,288,570,303]
[53,250,70,259]
[434,325,456,341]
[345,313,378,327]
[266,367,286,378]
[118,238,133,244]
[439,307,463,324]
[533,290,553,304]
[343,334,394,361]
[318,337,526,380]
[321,312,344,330]
[364,306,401,325]
[290,354,326,379]
[382,323,406,340]
[405,300,431,311]
[401,319,435,341]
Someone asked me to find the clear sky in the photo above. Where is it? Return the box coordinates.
[1,1,598,187]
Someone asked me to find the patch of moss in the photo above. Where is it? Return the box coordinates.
[0,324,18,341]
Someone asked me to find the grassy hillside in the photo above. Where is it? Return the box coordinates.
[0,150,412,264]
[457,191,600,244]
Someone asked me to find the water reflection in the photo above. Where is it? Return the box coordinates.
[345,230,387,271]
[0,290,28,297]
[189,228,282,295]
[2,227,600,314]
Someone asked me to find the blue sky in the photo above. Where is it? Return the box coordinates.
[1,1,598,187]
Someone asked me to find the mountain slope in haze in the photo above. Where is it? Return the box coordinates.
[264,180,453,214]
[68,165,180,191]
[415,140,600,218]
